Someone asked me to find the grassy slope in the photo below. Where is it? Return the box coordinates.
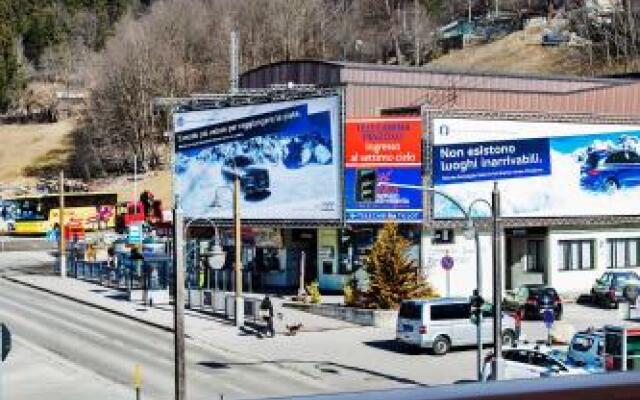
[429,31,585,75]
[0,119,172,204]
[0,119,74,186]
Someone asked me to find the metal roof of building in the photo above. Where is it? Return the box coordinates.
[240,60,640,117]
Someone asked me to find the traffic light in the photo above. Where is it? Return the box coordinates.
[470,289,485,325]
[470,289,485,310]
[356,169,376,202]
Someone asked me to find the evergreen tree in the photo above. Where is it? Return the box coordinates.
[363,222,436,309]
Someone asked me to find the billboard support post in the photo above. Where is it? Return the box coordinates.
[59,170,66,278]
[233,176,244,327]
[173,202,186,400]
[491,181,503,381]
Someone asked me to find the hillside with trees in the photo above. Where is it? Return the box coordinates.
[2,0,640,199]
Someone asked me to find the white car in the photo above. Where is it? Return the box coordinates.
[482,346,590,381]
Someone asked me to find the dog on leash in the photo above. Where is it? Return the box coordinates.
[286,322,303,336]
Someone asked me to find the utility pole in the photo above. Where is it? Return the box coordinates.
[133,154,138,216]
[233,176,244,327]
[414,0,420,66]
[491,182,503,380]
[230,30,239,94]
[173,201,185,400]
[59,170,66,278]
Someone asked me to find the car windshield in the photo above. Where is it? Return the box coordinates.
[616,272,640,283]
[529,287,557,297]
[572,336,595,352]
[227,156,253,168]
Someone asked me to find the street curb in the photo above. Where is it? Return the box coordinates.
[2,275,174,333]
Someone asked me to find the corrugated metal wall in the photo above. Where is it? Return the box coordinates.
[241,61,640,117]
[345,84,640,117]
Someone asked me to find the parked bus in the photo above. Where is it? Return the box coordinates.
[11,192,118,235]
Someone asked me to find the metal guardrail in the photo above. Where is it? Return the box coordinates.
[266,372,640,400]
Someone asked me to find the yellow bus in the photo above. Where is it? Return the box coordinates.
[11,192,118,235]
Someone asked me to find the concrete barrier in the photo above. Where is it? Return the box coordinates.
[283,302,397,328]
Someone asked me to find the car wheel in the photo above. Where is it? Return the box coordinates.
[431,336,450,356]
[502,330,516,348]
[604,179,619,193]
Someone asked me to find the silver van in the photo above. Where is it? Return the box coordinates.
[396,298,517,355]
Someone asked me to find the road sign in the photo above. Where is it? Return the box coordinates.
[441,255,454,271]
[1,323,11,362]
[543,308,555,329]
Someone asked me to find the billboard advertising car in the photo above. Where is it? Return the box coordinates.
[174,96,341,220]
[432,118,640,218]
[345,118,423,223]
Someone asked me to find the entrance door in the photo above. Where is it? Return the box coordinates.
[506,228,548,290]
[290,229,318,285]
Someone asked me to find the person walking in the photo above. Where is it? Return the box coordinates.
[514,307,524,343]
[260,295,275,338]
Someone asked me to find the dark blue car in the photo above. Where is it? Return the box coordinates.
[580,149,640,192]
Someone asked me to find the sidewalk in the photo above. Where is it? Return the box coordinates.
[5,274,468,387]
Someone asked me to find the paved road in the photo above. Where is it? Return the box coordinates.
[0,278,330,400]
[0,236,55,252]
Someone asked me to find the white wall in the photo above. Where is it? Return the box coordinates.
[421,228,499,299]
[548,227,640,295]
[423,226,640,299]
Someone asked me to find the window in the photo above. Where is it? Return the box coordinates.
[399,302,422,320]
[430,303,470,320]
[526,240,545,273]
[559,240,595,271]
[607,238,640,268]
[606,151,631,164]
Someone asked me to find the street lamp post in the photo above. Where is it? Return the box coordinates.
[378,182,498,381]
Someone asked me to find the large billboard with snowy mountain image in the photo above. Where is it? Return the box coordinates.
[432,119,640,218]
[174,96,341,220]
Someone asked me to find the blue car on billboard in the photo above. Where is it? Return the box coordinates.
[580,149,640,193]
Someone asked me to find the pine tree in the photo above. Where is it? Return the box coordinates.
[363,222,436,309]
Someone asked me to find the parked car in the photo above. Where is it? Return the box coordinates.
[564,329,605,373]
[396,298,517,355]
[221,155,270,198]
[503,284,563,320]
[580,149,640,193]
[591,271,640,308]
[482,345,590,381]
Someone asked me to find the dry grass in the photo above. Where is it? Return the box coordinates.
[429,31,585,76]
[0,119,75,184]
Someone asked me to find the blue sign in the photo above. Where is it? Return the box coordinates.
[344,167,423,223]
[441,255,454,271]
[433,138,551,185]
[543,308,555,329]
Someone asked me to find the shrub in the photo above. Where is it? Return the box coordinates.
[306,280,322,304]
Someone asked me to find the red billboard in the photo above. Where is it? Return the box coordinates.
[345,118,422,168]
[344,117,423,223]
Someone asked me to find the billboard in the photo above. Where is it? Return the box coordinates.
[345,118,423,223]
[432,118,640,218]
[174,96,341,220]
